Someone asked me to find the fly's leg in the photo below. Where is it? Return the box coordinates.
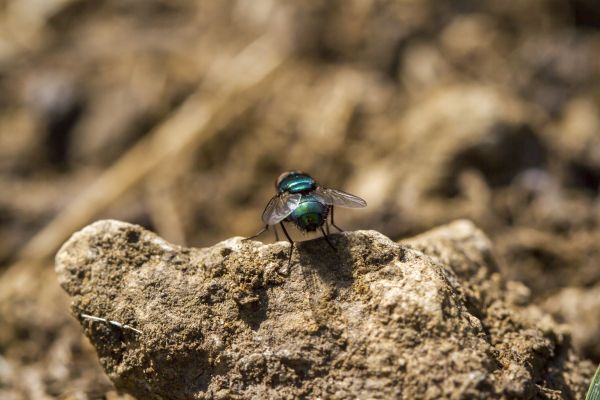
[279,222,295,270]
[330,206,344,232]
[325,221,331,235]
[245,225,282,243]
[244,225,269,241]
[320,226,337,252]
[80,313,143,335]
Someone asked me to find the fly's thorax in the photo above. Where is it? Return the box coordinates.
[288,195,329,231]
[276,172,316,194]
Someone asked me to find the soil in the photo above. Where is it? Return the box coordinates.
[1,0,600,399]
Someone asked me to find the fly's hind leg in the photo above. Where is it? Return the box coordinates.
[320,226,337,253]
[279,222,295,272]
[244,225,269,241]
[330,206,344,232]
[245,225,282,243]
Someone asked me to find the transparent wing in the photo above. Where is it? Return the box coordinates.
[261,193,302,225]
[313,187,367,208]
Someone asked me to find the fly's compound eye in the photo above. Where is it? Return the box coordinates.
[275,171,293,188]
[275,170,308,188]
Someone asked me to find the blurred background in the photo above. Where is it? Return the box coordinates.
[1,0,599,398]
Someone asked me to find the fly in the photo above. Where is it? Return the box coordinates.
[245,171,367,268]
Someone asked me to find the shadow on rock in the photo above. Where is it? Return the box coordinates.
[296,232,354,290]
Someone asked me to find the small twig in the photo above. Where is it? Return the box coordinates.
[80,313,143,335]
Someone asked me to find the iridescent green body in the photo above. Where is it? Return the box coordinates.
[274,172,328,231]
[287,194,329,232]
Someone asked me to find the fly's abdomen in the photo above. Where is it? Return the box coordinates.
[289,196,328,231]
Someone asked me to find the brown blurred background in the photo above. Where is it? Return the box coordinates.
[1,0,600,398]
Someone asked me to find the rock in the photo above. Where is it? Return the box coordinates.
[55,219,593,399]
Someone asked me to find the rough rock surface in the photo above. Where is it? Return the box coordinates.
[55,220,593,399]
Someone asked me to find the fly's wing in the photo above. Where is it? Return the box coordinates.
[313,186,367,208]
[261,192,302,225]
